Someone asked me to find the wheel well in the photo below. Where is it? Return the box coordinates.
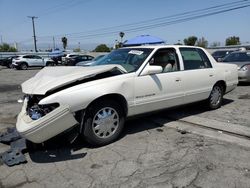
[20,61,28,66]
[215,80,226,93]
[87,94,128,116]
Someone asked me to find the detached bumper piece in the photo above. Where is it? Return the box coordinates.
[0,127,27,167]
[0,127,21,143]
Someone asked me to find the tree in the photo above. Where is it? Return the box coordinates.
[94,44,110,52]
[0,43,17,52]
[225,36,240,46]
[61,37,68,50]
[196,37,208,48]
[183,36,197,46]
[119,32,125,43]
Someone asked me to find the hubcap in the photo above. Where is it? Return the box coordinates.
[92,107,119,138]
[210,86,221,106]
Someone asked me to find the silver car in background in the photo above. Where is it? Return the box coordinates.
[220,51,250,82]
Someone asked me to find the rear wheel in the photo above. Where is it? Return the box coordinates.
[82,100,125,146]
[208,84,224,109]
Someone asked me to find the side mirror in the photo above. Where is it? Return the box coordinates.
[140,65,163,76]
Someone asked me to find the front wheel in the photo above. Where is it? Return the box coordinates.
[208,84,224,109]
[46,61,55,66]
[20,63,28,70]
[82,100,125,146]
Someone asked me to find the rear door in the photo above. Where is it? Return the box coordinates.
[33,55,44,66]
[179,47,217,103]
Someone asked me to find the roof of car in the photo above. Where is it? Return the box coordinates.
[122,45,203,49]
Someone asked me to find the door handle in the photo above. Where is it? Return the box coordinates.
[209,74,214,77]
[175,78,181,82]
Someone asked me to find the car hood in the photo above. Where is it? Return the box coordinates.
[22,65,126,95]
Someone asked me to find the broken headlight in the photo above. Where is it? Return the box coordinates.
[28,103,59,120]
[26,95,59,120]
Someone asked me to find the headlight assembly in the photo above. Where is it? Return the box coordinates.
[240,65,250,71]
[27,103,59,120]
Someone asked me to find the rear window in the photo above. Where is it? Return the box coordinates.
[180,48,212,70]
[223,52,250,62]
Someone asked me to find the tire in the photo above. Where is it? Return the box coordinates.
[46,62,55,66]
[208,84,224,110]
[7,62,12,68]
[20,63,28,70]
[82,100,125,146]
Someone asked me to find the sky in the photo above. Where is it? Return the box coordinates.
[0,0,249,51]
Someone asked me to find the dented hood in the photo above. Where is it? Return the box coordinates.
[22,65,126,95]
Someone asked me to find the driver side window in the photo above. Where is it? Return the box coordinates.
[150,48,179,73]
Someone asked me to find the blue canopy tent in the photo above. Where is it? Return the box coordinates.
[48,49,64,57]
[123,35,165,47]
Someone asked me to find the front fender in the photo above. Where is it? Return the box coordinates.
[39,75,135,112]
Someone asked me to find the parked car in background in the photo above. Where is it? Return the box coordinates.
[76,54,106,66]
[50,55,65,65]
[61,53,79,64]
[0,55,19,68]
[16,45,238,146]
[212,50,234,61]
[65,55,94,66]
[48,50,65,65]
[12,55,55,70]
[219,51,250,82]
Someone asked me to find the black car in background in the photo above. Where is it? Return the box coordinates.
[0,55,19,68]
[212,50,234,61]
[65,55,94,66]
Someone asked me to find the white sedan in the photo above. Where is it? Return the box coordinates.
[16,45,238,146]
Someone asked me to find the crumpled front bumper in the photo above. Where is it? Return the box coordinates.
[16,98,78,143]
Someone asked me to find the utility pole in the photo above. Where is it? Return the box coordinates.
[28,16,38,52]
[53,37,55,50]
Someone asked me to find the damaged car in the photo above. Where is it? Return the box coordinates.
[16,45,238,146]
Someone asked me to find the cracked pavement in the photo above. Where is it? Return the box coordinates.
[1,67,250,188]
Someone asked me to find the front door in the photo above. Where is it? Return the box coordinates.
[132,48,185,115]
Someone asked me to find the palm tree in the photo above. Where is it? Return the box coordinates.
[119,32,125,43]
[61,37,68,50]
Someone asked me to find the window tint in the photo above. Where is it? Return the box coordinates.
[150,48,179,73]
[82,56,88,60]
[33,55,42,59]
[197,49,212,68]
[180,48,212,70]
[224,53,250,62]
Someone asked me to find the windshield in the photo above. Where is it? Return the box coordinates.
[92,48,153,72]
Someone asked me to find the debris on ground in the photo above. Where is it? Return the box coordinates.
[0,127,27,166]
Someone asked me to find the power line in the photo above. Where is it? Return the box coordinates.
[57,1,250,40]
[21,0,250,43]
